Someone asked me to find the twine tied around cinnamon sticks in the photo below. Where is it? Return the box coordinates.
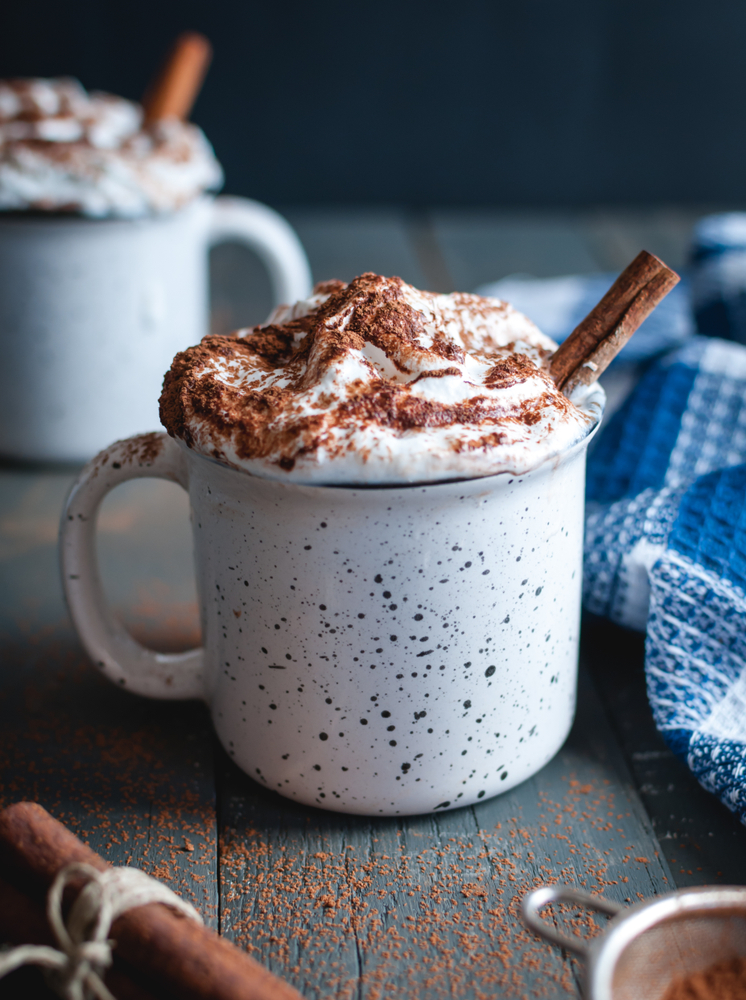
[0,802,302,1000]
[0,862,201,1000]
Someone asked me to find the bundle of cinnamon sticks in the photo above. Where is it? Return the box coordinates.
[0,801,301,1000]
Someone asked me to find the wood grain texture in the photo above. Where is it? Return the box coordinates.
[429,210,602,289]
[0,470,217,930]
[217,670,672,1000]
[280,208,430,289]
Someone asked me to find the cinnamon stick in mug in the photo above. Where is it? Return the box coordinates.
[550,250,680,397]
[0,802,301,1000]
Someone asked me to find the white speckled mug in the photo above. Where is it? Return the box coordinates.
[0,196,311,463]
[61,418,600,816]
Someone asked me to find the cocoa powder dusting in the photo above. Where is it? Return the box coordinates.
[159,273,586,481]
[662,957,746,1000]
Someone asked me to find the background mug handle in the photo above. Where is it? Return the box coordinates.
[60,433,204,701]
[207,196,313,308]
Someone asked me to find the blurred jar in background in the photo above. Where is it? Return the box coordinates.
[690,213,746,345]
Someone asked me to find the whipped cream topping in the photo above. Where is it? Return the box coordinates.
[160,274,604,485]
[0,78,223,217]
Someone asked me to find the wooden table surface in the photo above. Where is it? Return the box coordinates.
[2,206,745,999]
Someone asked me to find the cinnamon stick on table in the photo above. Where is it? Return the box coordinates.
[142,32,212,124]
[0,873,160,1000]
[0,802,301,1000]
[550,250,680,397]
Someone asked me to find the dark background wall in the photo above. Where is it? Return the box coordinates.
[3,0,745,207]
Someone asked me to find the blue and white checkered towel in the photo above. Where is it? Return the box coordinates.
[585,335,746,823]
[481,249,746,825]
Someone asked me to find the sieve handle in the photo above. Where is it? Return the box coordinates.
[521,885,624,958]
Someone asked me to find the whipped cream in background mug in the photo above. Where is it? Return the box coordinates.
[0,77,311,463]
[61,275,604,816]
[0,76,222,216]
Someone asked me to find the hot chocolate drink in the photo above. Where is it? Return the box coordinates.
[63,273,606,814]
[160,273,603,484]
[62,258,680,814]
[0,77,222,216]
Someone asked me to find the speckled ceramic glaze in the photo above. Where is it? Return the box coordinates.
[62,427,597,816]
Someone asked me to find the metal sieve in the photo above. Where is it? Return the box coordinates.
[522,883,746,1000]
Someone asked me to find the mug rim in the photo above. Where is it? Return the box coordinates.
[175,382,605,496]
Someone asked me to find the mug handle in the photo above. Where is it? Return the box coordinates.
[60,433,204,701]
[207,196,312,309]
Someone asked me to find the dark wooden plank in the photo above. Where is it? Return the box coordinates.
[96,477,200,650]
[430,210,602,290]
[208,207,711,337]
[210,241,274,334]
[406,212,457,292]
[217,668,672,1000]
[582,617,746,888]
[280,208,430,288]
[579,208,712,274]
[0,468,218,927]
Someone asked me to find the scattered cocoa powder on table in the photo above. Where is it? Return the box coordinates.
[2,568,669,1000]
[3,626,664,1000]
[662,957,746,1000]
